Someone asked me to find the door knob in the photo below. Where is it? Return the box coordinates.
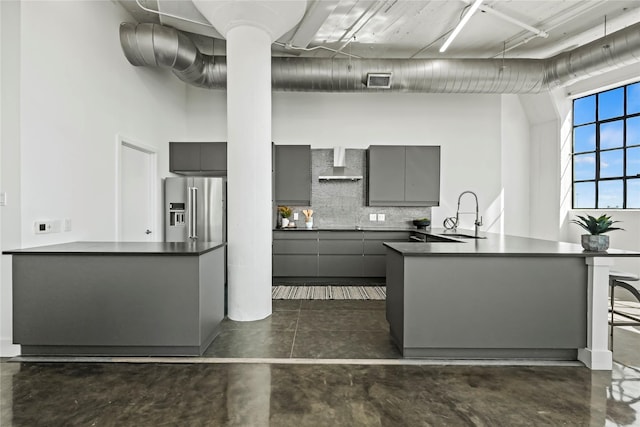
[145,229,152,235]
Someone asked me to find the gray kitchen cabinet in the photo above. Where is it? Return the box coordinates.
[319,255,364,277]
[318,231,363,277]
[273,231,318,277]
[273,230,409,279]
[274,145,311,205]
[367,145,440,206]
[170,142,201,172]
[200,142,227,172]
[170,142,227,175]
[363,231,410,277]
[367,146,406,205]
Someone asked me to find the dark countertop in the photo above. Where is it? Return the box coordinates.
[384,229,640,258]
[2,241,226,256]
[274,227,417,232]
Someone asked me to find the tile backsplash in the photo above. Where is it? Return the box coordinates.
[281,148,432,229]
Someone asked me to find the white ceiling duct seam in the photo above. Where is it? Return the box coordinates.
[119,21,640,94]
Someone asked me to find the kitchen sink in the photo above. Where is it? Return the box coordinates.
[439,233,486,239]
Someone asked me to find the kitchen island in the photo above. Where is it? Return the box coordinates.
[384,230,640,370]
[4,241,226,356]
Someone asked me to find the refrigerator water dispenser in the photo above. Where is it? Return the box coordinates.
[169,203,186,227]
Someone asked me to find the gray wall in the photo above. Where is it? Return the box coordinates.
[285,149,432,229]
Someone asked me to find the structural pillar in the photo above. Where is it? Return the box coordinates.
[193,1,306,321]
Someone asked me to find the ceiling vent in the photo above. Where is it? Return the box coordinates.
[366,73,392,89]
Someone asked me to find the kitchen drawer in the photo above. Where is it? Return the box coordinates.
[273,231,319,240]
[363,255,386,277]
[318,231,363,240]
[318,255,363,277]
[273,239,318,255]
[319,240,363,255]
[273,255,318,277]
[363,231,410,241]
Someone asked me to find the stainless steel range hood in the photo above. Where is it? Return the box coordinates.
[318,147,363,181]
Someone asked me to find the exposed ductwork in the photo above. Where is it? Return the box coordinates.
[120,21,640,94]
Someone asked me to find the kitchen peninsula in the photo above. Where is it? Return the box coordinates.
[384,230,640,370]
[4,241,226,356]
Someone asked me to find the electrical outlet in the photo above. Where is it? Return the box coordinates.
[34,221,53,234]
[293,212,299,220]
[0,192,6,206]
[377,213,386,222]
[369,213,377,221]
[63,219,72,232]
[34,220,61,234]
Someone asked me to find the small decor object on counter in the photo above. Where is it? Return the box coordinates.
[278,206,292,228]
[303,209,314,229]
[412,217,431,229]
[571,214,623,251]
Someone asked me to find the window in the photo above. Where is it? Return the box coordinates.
[572,82,640,209]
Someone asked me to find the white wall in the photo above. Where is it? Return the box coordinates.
[0,0,191,356]
[0,0,23,357]
[500,95,531,237]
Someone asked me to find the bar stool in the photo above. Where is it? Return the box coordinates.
[609,270,640,348]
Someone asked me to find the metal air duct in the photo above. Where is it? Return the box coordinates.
[120,21,640,94]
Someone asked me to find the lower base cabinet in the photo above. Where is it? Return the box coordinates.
[273,254,318,277]
[273,230,410,279]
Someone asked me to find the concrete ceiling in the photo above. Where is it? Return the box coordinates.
[118,0,640,59]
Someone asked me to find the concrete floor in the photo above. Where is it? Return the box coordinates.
[2,300,639,426]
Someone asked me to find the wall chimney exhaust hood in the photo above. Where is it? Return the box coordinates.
[319,147,363,181]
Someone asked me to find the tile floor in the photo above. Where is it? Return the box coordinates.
[1,299,639,426]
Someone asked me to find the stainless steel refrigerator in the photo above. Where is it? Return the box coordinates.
[165,177,226,242]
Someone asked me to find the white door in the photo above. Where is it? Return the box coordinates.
[119,140,156,242]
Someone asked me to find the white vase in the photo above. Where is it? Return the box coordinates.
[281,218,289,228]
[305,219,313,229]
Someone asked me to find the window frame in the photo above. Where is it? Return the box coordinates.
[572,81,640,209]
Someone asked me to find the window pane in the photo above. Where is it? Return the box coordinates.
[599,87,624,120]
[574,95,595,125]
[600,120,623,149]
[627,82,640,115]
[627,116,640,147]
[598,180,623,208]
[574,125,595,153]
[628,179,640,208]
[574,153,595,180]
[574,182,595,208]
[628,146,640,176]
[600,149,624,178]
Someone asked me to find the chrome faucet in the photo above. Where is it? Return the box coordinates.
[456,191,483,237]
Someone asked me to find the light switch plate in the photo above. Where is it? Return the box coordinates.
[0,192,6,206]
[64,219,72,232]
[369,213,377,221]
[293,212,299,220]
[377,213,386,222]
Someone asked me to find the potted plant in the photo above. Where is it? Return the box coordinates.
[278,206,292,228]
[571,214,623,251]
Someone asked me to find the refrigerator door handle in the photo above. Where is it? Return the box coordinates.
[187,187,194,239]
[192,187,198,240]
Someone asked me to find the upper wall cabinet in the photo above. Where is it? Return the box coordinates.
[367,145,440,206]
[170,142,227,175]
[274,145,311,205]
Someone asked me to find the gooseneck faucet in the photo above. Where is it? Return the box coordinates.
[456,191,483,237]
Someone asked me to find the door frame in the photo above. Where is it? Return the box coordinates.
[115,134,158,241]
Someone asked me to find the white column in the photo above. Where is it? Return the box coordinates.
[226,25,273,321]
[191,0,306,321]
[578,257,614,370]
